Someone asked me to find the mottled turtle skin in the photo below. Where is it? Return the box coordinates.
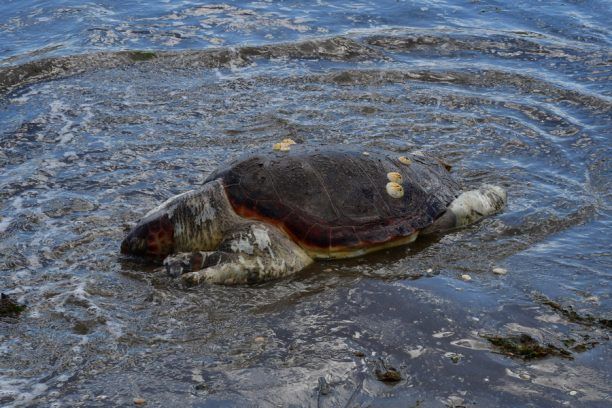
[206,145,460,257]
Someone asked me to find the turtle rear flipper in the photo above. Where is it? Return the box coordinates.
[165,222,313,286]
[422,185,507,234]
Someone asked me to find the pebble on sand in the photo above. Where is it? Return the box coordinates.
[460,274,472,281]
[134,397,146,405]
[374,367,402,382]
[492,267,507,275]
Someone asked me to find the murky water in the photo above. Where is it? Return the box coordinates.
[1,1,611,407]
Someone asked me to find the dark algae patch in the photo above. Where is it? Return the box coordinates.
[535,294,612,330]
[126,51,157,61]
[483,333,572,360]
[562,337,600,353]
[0,293,26,317]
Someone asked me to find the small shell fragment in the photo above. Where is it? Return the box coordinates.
[273,142,291,152]
[362,151,370,156]
[281,138,296,145]
[398,156,412,165]
[460,274,472,281]
[492,267,507,275]
[386,182,404,198]
[387,172,403,183]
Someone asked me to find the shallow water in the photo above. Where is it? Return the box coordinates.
[1,1,611,407]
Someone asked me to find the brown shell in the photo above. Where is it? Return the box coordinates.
[206,145,460,256]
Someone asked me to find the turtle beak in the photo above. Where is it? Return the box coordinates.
[121,213,175,259]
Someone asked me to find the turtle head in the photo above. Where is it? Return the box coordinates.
[121,183,228,260]
[121,212,175,259]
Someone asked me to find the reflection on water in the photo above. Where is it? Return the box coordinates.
[1,1,611,407]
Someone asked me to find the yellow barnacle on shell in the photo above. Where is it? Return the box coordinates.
[386,181,404,198]
[398,156,412,165]
[281,138,297,145]
[387,172,402,183]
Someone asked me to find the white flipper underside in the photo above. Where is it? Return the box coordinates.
[448,184,507,228]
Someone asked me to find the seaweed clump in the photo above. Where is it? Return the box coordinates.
[536,295,612,329]
[127,51,157,61]
[483,333,572,360]
[0,293,26,317]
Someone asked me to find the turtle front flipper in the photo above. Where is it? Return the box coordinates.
[163,251,223,278]
[166,222,313,286]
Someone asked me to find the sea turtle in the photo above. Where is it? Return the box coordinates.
[121,144,506,285]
